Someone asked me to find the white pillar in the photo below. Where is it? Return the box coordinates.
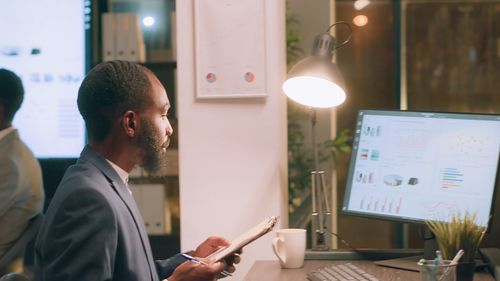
[176,1,287,279]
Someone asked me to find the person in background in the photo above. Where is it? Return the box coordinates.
[0,69,45,272]
[34,61,239,281]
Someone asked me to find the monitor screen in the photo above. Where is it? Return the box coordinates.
[0,0,92,158]
[342,110,500,227]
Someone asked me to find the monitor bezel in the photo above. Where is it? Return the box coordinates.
[341,109,500,230]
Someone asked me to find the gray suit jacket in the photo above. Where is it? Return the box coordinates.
[0,129,44,258]
[34,145,184,281]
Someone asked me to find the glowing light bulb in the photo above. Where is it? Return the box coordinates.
[142,16,155,27]
[354,0,370,10]
[353,15,368,27]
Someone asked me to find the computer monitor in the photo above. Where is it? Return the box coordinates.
[0,0,93,158]
[342,110,500,270]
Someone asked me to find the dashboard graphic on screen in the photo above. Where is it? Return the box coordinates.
[0,0,91,158]
[342,110,500,227]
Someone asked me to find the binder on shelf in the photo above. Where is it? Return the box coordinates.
[101,13,116,61]
[115,13,128,61]
[129,184,171,235]
[130,14,146,62]
[104,13,146,63]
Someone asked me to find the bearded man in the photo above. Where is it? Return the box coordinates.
[34,61,238,281]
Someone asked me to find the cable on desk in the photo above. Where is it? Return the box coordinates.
[325,227,356,251]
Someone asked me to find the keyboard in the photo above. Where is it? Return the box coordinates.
[307,262,380,281]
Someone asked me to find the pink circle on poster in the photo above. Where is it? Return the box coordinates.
[244,72,255,83]
[206,73,217,83]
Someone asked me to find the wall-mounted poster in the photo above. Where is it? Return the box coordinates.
[194,0,267,99]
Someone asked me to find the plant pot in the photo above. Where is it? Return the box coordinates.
[456,261,475,281]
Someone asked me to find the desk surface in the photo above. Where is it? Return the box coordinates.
[243,260,495,281]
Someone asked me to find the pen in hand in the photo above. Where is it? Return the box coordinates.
[181,253,206,265]
[180,253,232,277]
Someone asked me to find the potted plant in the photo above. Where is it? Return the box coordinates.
[425,212,486,281]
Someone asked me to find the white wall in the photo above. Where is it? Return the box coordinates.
[176,1,287,280]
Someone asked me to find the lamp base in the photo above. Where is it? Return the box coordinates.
[311,230,330,251]
[310,169,332,251]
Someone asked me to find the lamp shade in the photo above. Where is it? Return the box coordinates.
[282,28,349,108]
[282,56,346,108]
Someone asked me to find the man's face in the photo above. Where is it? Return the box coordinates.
[137,74,173,175]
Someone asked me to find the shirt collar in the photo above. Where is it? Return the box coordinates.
[0,127,15,141]
[105,159,129,185]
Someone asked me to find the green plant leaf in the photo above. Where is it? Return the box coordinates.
[425,212,486,262]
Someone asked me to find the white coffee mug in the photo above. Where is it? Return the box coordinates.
[272,228,306,269]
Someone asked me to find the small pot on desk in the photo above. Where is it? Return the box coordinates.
[456,261,475,281]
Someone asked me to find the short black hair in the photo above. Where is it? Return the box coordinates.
[0,68,24,123]
[77,60,154,141]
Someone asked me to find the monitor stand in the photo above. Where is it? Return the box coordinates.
[374,226,437,272]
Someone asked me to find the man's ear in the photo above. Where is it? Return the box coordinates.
[122,110,138,137]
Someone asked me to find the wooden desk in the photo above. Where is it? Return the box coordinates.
[243,260,495,281]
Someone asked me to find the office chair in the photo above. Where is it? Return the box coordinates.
[0,272,30,281]
[0,214,43,275]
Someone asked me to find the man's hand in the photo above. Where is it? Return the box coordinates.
[219,249,242,275]
[192,236,242,275]
[166,260,225,281]
[192,236,230,258]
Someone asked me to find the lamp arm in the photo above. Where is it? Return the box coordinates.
[311,108,318,171]
[311,172,318,213]
[319,171,331,214]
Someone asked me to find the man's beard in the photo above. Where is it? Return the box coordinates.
[137,119,169,176]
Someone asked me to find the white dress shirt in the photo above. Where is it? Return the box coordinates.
[105,159,132,195]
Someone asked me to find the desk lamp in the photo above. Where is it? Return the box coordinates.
[282,21,351,251]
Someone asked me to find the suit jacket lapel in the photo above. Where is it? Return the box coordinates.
[108,180,158,281]
[78,145,157,280]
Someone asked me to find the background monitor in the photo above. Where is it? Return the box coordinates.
[0,0,92,158]
[343,110,500,228]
